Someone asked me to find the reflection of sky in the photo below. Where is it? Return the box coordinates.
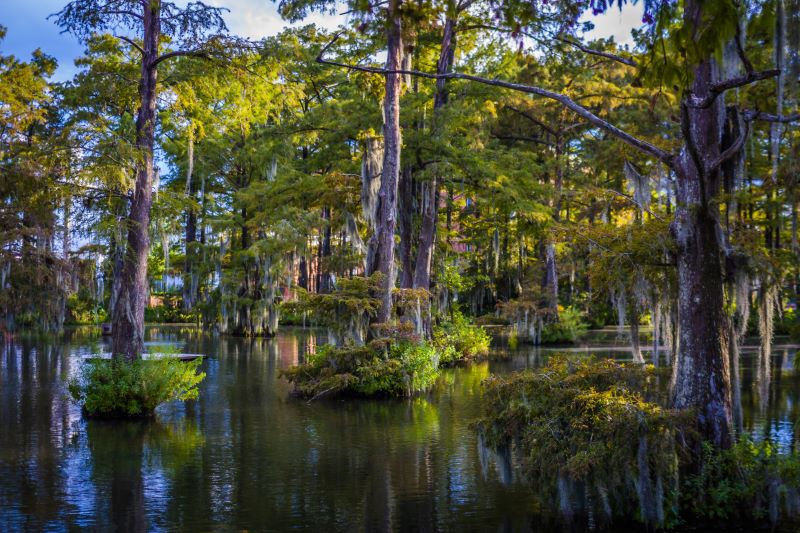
[62,428,97,528]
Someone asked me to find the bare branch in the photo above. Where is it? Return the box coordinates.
[743,110,800,123]
[708,114,749,174]
[688,69,780,109]
[556,37,637,67]
[116,35,145,56]
[316,34,674,166]
[596,187,665,221]
[150,49,207,68]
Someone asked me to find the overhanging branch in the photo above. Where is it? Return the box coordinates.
[688,69,780,109]
[316,34,674,167]
[744,110,800,123]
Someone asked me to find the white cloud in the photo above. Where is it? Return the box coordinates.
[582,3,645,47]
[203,0,344,39]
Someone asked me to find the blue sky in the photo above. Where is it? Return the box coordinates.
[1,0,643,82]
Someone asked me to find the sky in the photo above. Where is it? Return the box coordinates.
[1,0,644,82]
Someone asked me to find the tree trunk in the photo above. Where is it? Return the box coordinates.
[319,206,333,293]
[398,165,414,288]
[670,0,733,448]
[373,1,403,324]
[412,16,456,295]
[183,131,197,310]
[111,1,160,361]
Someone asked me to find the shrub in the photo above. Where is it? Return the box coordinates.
[65,294,106,324]
[144,304,196,323]
[280,339,440,399]
[68,357,205,417]
[477,357,800,528]
[476,357,682,527]
[681,437,800,525]
[433,311,491,364]
[540,306,588,344]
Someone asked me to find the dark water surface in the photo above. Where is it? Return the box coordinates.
[1,326,797,531]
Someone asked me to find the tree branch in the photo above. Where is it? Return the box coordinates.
[505,105,557,136]
[596,187,665,221]
[150,49,208,68]
[116,35,145,56]
[734,22,753,74]
[494,134,552,146]
[708,113,749,174]
[743,110,800,123]
[556,37,637,67]
[317,34,674,166]
[688,69,780,109]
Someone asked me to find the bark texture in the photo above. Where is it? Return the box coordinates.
[412,17,456,294]
[373,2,403,324]
[111,1,160,361]
[669,0,733,448]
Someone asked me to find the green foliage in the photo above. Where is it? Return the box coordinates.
[65,294,106,324]
[291,273,383,344]
[280,339,440,399]
[478,357,800,527]
[682,438,800,524]
[540,306,589,344]
[145,304,196,324]
[477,357,682,525]
[433,311,491,364]
[68,357,205,417]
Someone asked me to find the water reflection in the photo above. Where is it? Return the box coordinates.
[0,327,797,531]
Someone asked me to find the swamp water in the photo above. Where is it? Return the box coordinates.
[1,325,798,531]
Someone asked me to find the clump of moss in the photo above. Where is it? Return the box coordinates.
[280,339,440,399]
[68,357,205,418]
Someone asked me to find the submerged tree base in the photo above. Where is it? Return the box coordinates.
[68,357,205,418]
[476,357,800,529]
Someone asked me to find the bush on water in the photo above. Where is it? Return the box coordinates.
[68,357,205,417]
[476,356,800,529]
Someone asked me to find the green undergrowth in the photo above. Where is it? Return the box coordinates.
[476,356,800,529]
[68,357,205,417]
[279,274,491,399]
[540,306,589,344]
[434,311,492,364]
[281,314,491,399]
[281,338,440,399]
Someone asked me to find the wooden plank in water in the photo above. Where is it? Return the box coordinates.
[86,353,205,362]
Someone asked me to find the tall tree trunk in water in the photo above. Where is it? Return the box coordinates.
[373,1,403,324]
[670,0,733,449]
[542,140,563,317]
[183,129,197,310]
[363,137,383,275]
[398,165,414,288]
[319,207,333,293]
[413,16,455,296]
[298,253,308,290]
[111,2,160,361]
